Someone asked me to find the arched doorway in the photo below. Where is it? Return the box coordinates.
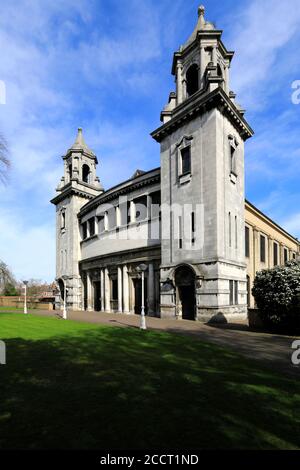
[175,265,196,320]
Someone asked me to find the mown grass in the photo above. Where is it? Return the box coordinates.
[0,313,299,450]
[0,306,23,312]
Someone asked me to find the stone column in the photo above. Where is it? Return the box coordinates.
[118,266,123,313]
[199,45,205,88]
[224,64,230,94]
[130,201,135,224]
[253,227,259,276]
[87,271,93,311]
[268,237,273,269]
[176,61,183,105]
[212,45,217,65]
[147,263,155,316]
[100,269,105,312]
[104,268,111,312]
[123,264,130,314]
[280,243,284,266]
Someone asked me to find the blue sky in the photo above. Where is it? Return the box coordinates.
[0,0,299,282]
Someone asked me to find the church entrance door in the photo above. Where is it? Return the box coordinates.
[93,281,101,312]
[175,266,196,321]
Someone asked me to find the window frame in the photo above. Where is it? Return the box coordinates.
[245,226,250,258]
[260,234,266,263]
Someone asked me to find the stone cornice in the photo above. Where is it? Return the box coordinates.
[79,244,161,269]
[50,186,96,206]
[245,199,300,246]
[78,168,161,218]
[151,87,254,143]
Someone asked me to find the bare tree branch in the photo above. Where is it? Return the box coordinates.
[0,134,10,184]
[0,261,15,293]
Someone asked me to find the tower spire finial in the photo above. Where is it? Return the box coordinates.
[198,5,205,17]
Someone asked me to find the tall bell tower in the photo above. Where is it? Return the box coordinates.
[152,6,254,322]
[51,128,104,310]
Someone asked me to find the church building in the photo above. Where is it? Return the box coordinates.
[51,6,300,322]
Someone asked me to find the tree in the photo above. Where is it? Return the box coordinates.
[0,261,15,294]
[252,260,300,330]
[3,283,19,296]
[0,134,10,184]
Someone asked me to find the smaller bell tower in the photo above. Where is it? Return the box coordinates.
[51,128,104,310]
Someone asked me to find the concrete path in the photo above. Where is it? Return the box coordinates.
[30,309,300,379]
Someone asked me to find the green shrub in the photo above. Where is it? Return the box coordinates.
[252,260,300,330]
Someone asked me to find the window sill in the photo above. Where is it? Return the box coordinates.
[81,234,98,244]
[179,173,192,185]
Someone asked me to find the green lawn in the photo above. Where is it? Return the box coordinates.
[0,306,23,312]
[0,313,299,450]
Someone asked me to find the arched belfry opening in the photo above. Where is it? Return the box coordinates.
[186,64,199,97]
[175,265,196,320]
[82,164,90,184]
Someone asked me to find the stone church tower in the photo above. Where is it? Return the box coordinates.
[51,128,104,310]
[152,6,254,321]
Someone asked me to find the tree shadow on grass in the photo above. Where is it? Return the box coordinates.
[0,327,299,450]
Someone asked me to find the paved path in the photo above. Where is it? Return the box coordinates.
[30,309,300,378]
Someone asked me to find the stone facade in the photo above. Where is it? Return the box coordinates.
[51,6,300,322]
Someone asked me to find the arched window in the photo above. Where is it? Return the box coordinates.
[217,64,223,78]
[82,164,90,184]
[186,64,199,97]
[68,164,72,182]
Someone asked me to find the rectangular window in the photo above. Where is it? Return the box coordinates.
[88,218,95,237]
[135,195,148,222]
[234,280,238,305]
[260,235,266,263]
[98,215,105,233]
[229,280,234,305]
[82,222,87,240]
[293,253,296,260]
[181,146,191,176]
[229,212,232,247]
[178,216,183,249]
[284,248,289,264]
[245,226,250,258]
[61,211,66,230]
[150,191,161,219]
[230,145,236,175]
[107,207,117,230]
[273,242,278,266]
[191,211,196,246]
[229,280,238,305]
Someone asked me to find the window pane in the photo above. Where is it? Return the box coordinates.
[273,242,278,266]
[260,235,266,263]
[181,147,191,175]
[245,226,250,257]
[229,280,234,305]
[89,218,95,237]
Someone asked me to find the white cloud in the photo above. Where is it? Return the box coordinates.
[228,0,300,109]
[0,207,55,282]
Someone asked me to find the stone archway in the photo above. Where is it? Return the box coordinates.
[174,265,196,321]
